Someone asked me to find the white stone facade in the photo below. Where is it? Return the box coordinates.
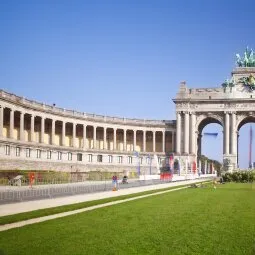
[1,67,254,173]
[174,67,255,171]
[0,90,176,173]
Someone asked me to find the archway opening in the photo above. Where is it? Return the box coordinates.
[238,116,255,169]
[198,117,223,166]
[201,124,223,162]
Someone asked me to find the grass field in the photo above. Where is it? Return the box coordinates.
[0,183,255,255]
[0,184,189,225]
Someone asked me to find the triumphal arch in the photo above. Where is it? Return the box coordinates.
[173,48,255,171]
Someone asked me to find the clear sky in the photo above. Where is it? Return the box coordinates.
[1,0,255,168]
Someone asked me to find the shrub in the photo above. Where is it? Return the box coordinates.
[222,170,255,183]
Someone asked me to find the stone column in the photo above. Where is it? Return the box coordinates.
[30,114,34,142]
[190,113,196,154]
[19,112,24,141]
[197,132,202,157]
[10,109,14,139]
[176,112,181,154]
[0,106,3,138]
[93,126,97,149]
[51,119,55,145]
[184,111,190,154]
[171,131,175,152]
[133,130,136,151]
[40,117,44,143]
[123,129,126,151]
[83,124,87,149]
[153,131,156,152]
[113,128,117,150]
[162,131,165,153]
[143,130,146,152]
[62,121,66,146]
[73,123,76,147]
[224,112,230,155]
[103,127,107,149]
[231,112,237,155]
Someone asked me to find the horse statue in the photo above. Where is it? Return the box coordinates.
[236,47,255,67]
[236,54,243,67]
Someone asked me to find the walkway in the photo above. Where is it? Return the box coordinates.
[0,179,210,232]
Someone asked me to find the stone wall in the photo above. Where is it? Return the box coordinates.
[0,158,154,173]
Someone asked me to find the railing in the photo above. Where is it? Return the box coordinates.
[0,175,212,204]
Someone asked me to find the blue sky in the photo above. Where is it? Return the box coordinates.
[1,0,255,168]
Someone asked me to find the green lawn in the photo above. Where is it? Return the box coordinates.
[0,184,190,225]
[0,183,254,255]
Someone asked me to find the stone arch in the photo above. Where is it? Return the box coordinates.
[237,113,255,131]
[195,114,223,159]
[195,113,224,132]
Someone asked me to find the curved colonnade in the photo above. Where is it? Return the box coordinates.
[0,90,176,172]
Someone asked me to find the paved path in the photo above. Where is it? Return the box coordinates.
[0,179,208,216]
[0,179,211,232]
[0,179,140,191]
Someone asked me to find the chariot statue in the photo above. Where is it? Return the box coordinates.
[236,47,255,67]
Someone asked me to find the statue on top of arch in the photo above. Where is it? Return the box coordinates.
[222,47,255,90]
[236,47,255,67]
[221,78,235,88]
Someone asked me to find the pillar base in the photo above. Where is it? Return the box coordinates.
[223,154,237,172]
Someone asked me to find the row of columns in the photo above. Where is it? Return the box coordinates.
[176,110,238,156]
[0,107,175,153]
[176,111,196,155]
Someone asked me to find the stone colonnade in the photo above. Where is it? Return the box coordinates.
[0,106,176,153]
[176,111,197,155]
[176,111,237,161]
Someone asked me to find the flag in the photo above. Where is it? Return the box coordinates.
[185,158,188,175]
[134,151,139,157]
[192,161,196,174]
[178,160,181,176]
[204,132,218,137]
[198,160,201,176]
[168,157,172,174]
[148,154,152,175]
[154,154,160,172]
[169,154,174,174]
[133,151,140,175]
[137,158,140,176]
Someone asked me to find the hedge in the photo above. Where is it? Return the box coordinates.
[222,170,255,183]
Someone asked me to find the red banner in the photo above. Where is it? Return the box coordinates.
[160,173,173,181]
[29,172,35,188]
[192,161,197,174]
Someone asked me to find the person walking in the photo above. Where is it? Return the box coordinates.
[112,174,118,191]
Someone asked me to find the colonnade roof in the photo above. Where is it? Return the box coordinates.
[0,90,175,127]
